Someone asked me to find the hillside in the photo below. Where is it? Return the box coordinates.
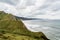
[0,11,49,40]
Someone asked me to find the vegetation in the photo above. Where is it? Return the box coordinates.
[0,11,49,40]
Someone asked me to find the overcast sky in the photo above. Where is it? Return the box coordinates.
[0,0,60,20]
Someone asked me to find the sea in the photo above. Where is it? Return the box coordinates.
[23,20,60,40]
[0,0,60,40]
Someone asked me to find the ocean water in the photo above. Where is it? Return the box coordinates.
[23,20,60,40]
[0,0,60,40]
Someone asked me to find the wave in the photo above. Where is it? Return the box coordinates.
[0,0,60,40]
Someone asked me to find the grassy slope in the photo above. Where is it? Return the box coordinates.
[0,11,49,40]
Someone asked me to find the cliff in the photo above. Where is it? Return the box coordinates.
[0,11,49,40]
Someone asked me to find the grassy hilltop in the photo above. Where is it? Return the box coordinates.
[0,11,49,40]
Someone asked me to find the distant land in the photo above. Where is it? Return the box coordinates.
[15,16,40,20]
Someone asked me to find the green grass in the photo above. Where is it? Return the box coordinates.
[0,11,49,40]
[0,33,39,40]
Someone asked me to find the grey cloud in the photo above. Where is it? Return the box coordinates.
[38,0,60,12]
[26,0,36,6]
[0,0,60,20]
[0,0,19,5]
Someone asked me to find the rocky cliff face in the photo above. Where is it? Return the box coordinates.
[0,11,49,40]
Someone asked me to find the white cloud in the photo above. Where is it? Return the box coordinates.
[0,2,19,16]
[15,0,46,17]
[0,0,60,20]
